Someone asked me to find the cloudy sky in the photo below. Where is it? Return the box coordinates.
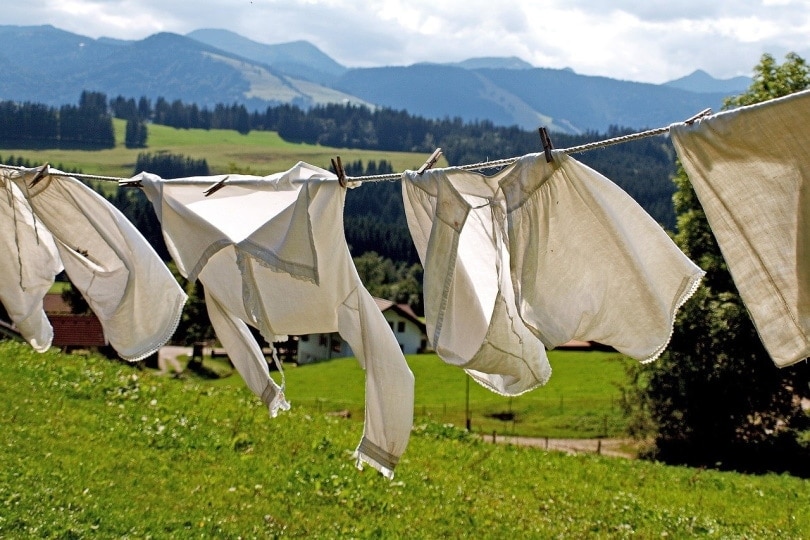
[6,1,810,84]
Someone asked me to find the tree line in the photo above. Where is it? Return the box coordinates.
[0,91,115,149]
[109,94,679,227]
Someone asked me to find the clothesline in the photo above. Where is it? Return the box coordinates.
[0,108,713,186]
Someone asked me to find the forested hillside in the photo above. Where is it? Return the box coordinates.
[0,92,678,315]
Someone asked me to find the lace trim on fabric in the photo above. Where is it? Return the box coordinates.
[239,241,318,285]
[640,270,705,364]
[354,436,398,480]
[187,239,231,283]
[118,290,188,362]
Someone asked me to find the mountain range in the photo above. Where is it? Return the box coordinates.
[0,25,752,134]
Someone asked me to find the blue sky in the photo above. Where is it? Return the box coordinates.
[7,0,810,83]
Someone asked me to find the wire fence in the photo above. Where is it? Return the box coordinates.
[288,394,626,440]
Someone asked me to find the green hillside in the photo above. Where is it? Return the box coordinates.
[0,118,442,179]
[284,350,631,439]
[2,341,807,538]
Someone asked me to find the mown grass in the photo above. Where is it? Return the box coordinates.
[1,340,807,538]
[0,119,444,179]
[280,350,631,439]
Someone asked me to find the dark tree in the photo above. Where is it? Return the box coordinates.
[624,52,810,477]
[125,117,148,148]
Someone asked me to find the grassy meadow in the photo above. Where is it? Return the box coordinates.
[1,340,808,538]
[280,349,631,439]
[0,119,444,179]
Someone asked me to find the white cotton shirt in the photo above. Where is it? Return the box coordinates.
[0,173,62,351]
[402,167,552,396]
[502,152,705,362]
[670,89,810,367]
[135,163,415,478]
[14,169,186,361]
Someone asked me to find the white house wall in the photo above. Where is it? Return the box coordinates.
[296,311,425,363]
[383,314,424,354]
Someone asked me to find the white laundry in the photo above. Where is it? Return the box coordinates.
[402,167,551,396]
[670,89,810,367]
[13,167,186,361]
[404,152,704,384]
[502,152,704,362]
[0,172,62,351]
[135,162,415,478]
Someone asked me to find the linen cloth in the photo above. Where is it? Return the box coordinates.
[502,152,704,362]
[135,162,414,478]
[670,89,810,367]
[0,171,62,351]
[402,167,552,396]
[404,152,704,385]
[7,168,186,360]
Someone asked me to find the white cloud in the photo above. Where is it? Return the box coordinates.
[4,0,810,83]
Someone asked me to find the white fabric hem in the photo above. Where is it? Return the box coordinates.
[117,291,188,362]
[464,367,551,397]
[640,270,705,364]
[354,451,396,480]
[267,390,291,418]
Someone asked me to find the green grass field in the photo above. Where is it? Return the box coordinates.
[2,341,807,538]
[0,119,445,179]
[277,350,631,439]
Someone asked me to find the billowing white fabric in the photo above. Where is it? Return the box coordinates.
[402,168,552,396]
[502,152,705,362]
[13,168,187,361]
[670,89,810,367]
[404,152,704,381]
[135,163,415,478]
[0,172,62,351]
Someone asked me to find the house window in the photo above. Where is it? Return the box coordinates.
[318,334,328,347]
[300,334,309,342]
[397,321,406,333]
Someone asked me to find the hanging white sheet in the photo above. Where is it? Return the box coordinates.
[670,89,810,367]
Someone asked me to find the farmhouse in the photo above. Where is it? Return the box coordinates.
[43,292,109,354]
[296,298,427,364]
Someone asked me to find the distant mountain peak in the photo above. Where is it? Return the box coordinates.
[663,69,751,94]
[186,28,346,84]
[450,56,535,70]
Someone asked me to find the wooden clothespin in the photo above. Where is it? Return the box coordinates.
[203,175,230,197]
[417,148,443,175]
[331,156,347,187]
[28,163,50,188]
[539,127,554,163]
[685,108,713,125]
[120,176,143,188]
